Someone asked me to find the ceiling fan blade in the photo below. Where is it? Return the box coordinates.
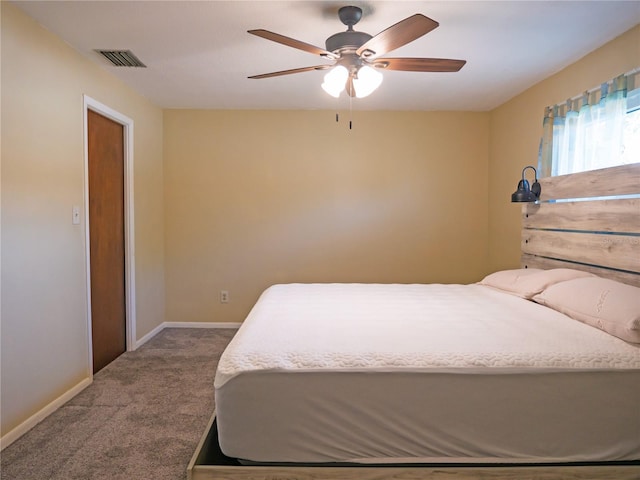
[374,58,466,72]
[356,14,439,59]
[248,29,336,58]
[248,65,332,79]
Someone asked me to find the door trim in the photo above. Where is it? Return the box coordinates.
[83,95,136,375]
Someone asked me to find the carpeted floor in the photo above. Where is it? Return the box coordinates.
[1,327,236,480]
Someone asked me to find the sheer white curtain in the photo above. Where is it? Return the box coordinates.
[539,74,632,177]
[556,100,579,175]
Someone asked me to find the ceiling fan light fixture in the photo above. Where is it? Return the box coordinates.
[353,65,383,98]
[321,65,349,98]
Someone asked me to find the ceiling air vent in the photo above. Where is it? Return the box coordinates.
[96,50,146,68]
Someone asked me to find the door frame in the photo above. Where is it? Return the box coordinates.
[83,95,136,375]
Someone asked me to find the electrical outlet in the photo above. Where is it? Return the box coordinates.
[220,290,229,303]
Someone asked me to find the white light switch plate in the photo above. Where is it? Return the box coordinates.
[72,206,81,225]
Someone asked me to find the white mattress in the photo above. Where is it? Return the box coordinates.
[214,283,640,464]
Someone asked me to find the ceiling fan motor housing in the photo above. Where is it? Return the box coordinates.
[326,30,372,53]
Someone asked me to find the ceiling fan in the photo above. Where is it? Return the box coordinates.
[248,5,466,99]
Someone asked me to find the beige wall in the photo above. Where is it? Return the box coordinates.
[488,25,640,272]
[1,3,165,436]
[164,110,490,324]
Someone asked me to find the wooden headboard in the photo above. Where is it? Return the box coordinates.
[521,163,640,287]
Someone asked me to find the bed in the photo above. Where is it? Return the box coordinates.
[189,163,640,480]
[215,280,640,465]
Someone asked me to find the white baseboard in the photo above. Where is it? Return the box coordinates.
[1,322,239,450]
[0,377,92,451]
[163,321,242,329]
[136,321,240,348]
[135,322,166,348]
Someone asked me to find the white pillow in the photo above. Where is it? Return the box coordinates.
[533,277,640,344]
[479,268,593,299]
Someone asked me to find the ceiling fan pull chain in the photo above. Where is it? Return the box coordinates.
[349,93,353,130]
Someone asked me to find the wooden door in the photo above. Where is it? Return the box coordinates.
[88,109,126,373]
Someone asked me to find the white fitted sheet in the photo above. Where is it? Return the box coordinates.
[214,283,640,464]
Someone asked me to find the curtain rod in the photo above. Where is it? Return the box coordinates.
[549,68,639,107]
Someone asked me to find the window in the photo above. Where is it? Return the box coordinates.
[538,71,640,177]
[622,87,640,166]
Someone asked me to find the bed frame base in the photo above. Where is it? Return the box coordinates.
[187,411,640,480]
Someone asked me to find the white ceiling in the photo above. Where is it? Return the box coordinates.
[12,1,640,111]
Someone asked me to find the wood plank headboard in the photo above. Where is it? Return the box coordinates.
[521,163,640,287]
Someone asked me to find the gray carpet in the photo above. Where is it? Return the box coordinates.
[1,328,236,480]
